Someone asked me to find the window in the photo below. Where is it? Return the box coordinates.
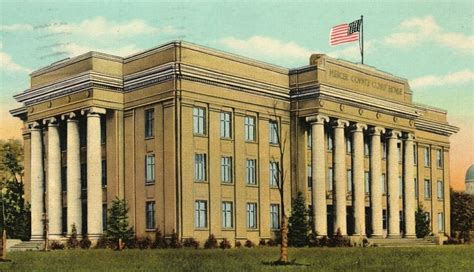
[145,154,155,184]
[269,161,279,187]
[193,107,206,135]
[382,142,387,159]
[397,142,402,163]
[327,131,333,151]
[364,141,370,156]
[347,170,352,192]
[364,171,370,194]
[247,203,257,229]
[195,200,207,228]
[221,156,232,183]
[145,108,154,138]
[424,147,430,167]
[101,160,107,187]
[381,174,387,194]
[269,120,278,144]
[61,166,67,191]
[100,116,106,145]
[414,178,418,199]
[62,207,67,234]
[399,177,403,198]
[437,180,444,199]
[346,137,352,153]
[382,209,387,230]
[327,168,333,191]
[80,163,87,189]
[220,111,232,138]
[102,204,107,232]
[194,154,207,181]
[222,201,233,228]
[424,179,431,199]
[436,149,443,168]
[244,116,256,141]
[145,201,155,229]
[438,212,444,232]
[270,204,280,229]
[307,128,312,148]
[307,165,312,188]
[246,159,256,185]
[413,144,417,165]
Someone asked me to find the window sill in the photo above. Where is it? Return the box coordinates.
[222,228,235,231]
[246,184,259,187]
[246,229,259,232]
[270,186,279,189]
[194,180,208,184]
[145,228,156,232]
[221,182,234,186]
[145,182,155,186]
[270,228,280,231]
[145,136,155,140]
[220,137,233,141]
[245,140,258,144]
[269,143,279,147]
[193,133,208,138]
[194,228,209,231]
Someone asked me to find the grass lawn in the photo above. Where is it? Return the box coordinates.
[1,246,473,271]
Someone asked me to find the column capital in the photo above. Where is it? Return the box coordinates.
[369,126,385,136]
[403,132,415,141]
[350,123,368,133]
[61,112,78,121]
[43,117,59,126]
[27,121,42,131]
[306,114,329,125]
[386,129,402,139]
[81,107,106,116]
[331,119,349,128]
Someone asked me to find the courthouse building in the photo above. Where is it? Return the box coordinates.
[11,41,458,243]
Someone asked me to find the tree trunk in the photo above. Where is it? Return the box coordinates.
[279,214,289,263]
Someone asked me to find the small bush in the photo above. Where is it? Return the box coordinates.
[362,238,370,247]
[266,239,277,247]
[79,237,92,249]
[244,240,255,248]
[204,234,219,249]
[319,235,329,247]
[444,237,463,245]
[66,224,80,249]
[95,234,112,249]
[328,228,351,247]
[50,240,65,250]
[259,239,266,247]
[235,241,242,248]
[183,237,200,249]
[219,238,231,249]
[308,232,320,247]
[152,227,167,249]
[136,236,152,249]
[168,229,182,248]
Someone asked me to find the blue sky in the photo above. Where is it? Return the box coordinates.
[0,0,473,187]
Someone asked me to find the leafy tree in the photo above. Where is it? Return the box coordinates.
[106,198,134,245]
[288,192,310,247]
[451,191,474,242]
[415,205,431,238]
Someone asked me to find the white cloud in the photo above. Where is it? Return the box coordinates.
[53,42,142,58]
[328,40,375,60]
[217,36,317,64]
[0,24,33,32]
[384,16,473,54]
[410,69,474,89]
[0,42,32,73]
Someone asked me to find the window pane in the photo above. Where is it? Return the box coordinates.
[364,171,370,193]
[327,168,333,191]
[307,165,312,188]
[270,204,280,229]
[145,109,154,138]
[146,154,155,183]
[347,170,352,192]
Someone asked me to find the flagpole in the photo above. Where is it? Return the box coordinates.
[361,15,364,64]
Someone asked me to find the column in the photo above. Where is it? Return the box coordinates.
[306,115,329,236]
[82,107,106,239]
[333,119,349,235]
[30,121,44,240]
[369,126,385,238]
[44,117,62,239]
[62,112,82,236]
[387,130,401,238]
[403,133,416,237]
[352,123,367,236]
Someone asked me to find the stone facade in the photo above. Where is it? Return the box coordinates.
[11,41,458,243]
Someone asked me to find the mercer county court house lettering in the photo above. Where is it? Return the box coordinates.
[11,41,458,243]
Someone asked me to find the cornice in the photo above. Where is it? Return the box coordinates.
[415,118,459,136]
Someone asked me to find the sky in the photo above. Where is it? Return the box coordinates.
[0,0,473,190]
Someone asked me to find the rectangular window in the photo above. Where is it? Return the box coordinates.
[220,111,232,138]
[146,201,155,229]
[244,116,256,141]
[102,204,107,232]
[413,143,418,165]
[61,166,67,192]
[383,209,387,230]
[364,171,370,194]
[327,132,333,151]
[222,201,233,228]
[269,161,279,187]
[424,179,431,199]
[269,120,278,144]
[193,107,206,135]
[246,159,256,185]
[381,173,387,194]
[364,141,370,156]
[221,156,233,183]
[327,168,333,191]
[415,178,418,199]
[438,212,444,232]
[437,180,444,199]
[145,154,155,184]
[346,137,352,153]
[80,163,87,189]
[195,200,207,228]
[307,128,312,149]
[270,204,280,229]
[397,142,402,163]
[246,203,257,229]
[145,108,154,138]
[62,207,67,234]
[307,165,312,188]
[424,147,430,167]
[101,160,107,187]
[382,142,387,159]
[100,115,106,145]
[347,170,352,192]
[437,149,443,168]
[399,177,403,198]
[194,154,207,181]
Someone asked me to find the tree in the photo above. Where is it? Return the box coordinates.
[106,198,134,246]
[288,192,310,247]
[415,205,431,238]
[451,191,474,242]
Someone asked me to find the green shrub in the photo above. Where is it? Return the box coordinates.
[152,227,166,249]
[204,234,218,249]
[50,240,65,250]
[415,205,431,238]
[168,229,182,248]
[106,198,134,246]
[235,241,242,248]
[66,224,80,249]
[136,236,152,249]
[219,238,231,249]
[183,238,200,249]
[258,239,266,247]
[244,240,255,248]
[307,232,320,247]
[288,192,311,247]
[79,237,91,249]
[328,228,351,247]
[95,234,112,249]
[266,239,277,247]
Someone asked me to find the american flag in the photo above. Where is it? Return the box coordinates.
[330,19,362,46]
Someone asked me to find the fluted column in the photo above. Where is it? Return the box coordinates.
[306,115,329,236]
[62,112,82,236]
[29,121,44,240]
[403,133,416,237]
[369,126,385,238]
[333,119,349,235]
[352,123,367,236]
[82,107,106,239]
[387,130,401,238]
[44,117,62,239]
